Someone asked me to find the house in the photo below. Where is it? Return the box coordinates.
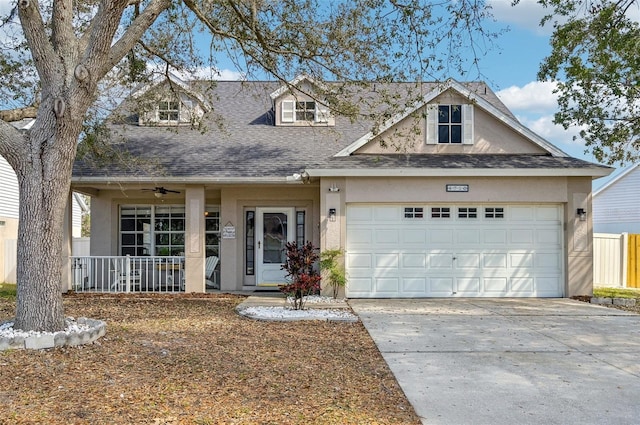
[593,164,640,234]
[1,121,89,283]
[69,76,612,297]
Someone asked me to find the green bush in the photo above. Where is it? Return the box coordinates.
[320,249,347,299]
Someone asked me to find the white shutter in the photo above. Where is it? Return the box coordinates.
[425,104,438,145]
[281,100,295,123]
[462,104,474,145]
[315,103,329,123]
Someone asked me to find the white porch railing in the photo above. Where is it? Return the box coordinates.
[71,256,185,293]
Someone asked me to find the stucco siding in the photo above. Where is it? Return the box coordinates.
[355,90,548,155]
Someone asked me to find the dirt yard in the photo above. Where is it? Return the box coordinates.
[0,293,420,425]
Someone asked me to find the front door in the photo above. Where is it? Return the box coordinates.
[256,208,295,285]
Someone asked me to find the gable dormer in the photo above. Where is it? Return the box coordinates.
[269,75,334,127]
[133,72,211,126]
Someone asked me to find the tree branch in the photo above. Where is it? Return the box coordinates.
[18,1,59,84]
[102,0,171,79]
[0,106,39,122]
[51,0,77,64]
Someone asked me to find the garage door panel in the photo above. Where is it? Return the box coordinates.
[510,253,534,268]
[402,278,427,292]
[375,253,399,268]
[510,206,535,221]
[511,277,534,293]
[346,204,563,298]
[431,229,454,244]
[457,278,480,293]
[375,277,400,293]
[483,230,507,244]
[430,277,454,293]
[402,254,427,268]
[484,278,508,293]
[375,229,400,244]
[537,229,561,245]
[347,206,374,222]
[510,229,534,244]
[347,228,373,245]
[349,278,373,294]
[456,229,480,244]
[483,253,507,268]
[536,252,561,270]
[374,206,401,221]
[455,253,480,269]
[536,206,561,221]
[347,253,372,269]
[430,254,454,268]
[402,229,427,244]
[536,277,562,293]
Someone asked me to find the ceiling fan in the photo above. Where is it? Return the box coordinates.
[142,187,181,198]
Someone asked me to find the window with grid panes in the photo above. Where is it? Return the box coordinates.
[404,207,424,219]
[458,207,477,218]
[485,207,505,218]
[205,206,220,258]
[154,206,185,255]
[158,100,179,122]
[438,105,462,144]
[120,206,152,256]
[431,207,451,218]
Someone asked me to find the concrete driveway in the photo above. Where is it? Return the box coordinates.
[349,298,640,425]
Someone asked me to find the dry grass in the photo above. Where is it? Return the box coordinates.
[0,293,420,425]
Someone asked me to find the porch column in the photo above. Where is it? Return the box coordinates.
[61,192,73,292]
[184,186,206,293]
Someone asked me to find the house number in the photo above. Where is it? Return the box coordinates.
[446,184,469,192]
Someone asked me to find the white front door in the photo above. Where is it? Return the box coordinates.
[256,207,295,285]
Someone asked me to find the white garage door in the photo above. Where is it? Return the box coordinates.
[346,204,564,298]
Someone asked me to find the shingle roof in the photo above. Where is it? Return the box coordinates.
[72,80,609,182]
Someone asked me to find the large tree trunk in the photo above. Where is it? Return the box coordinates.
[12,107,83,333]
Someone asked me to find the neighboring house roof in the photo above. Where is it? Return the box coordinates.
[72,79,611,184]
[593,164,639,198]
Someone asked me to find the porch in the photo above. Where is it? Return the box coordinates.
[71,256,189,293]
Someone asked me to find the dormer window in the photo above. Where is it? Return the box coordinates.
[158,100,180,122]
[280,99,330,125]
[426,104,474,145]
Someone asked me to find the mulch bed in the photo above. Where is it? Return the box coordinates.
[0,293,420,425]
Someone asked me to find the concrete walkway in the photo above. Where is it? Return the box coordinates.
[349,298,640,425]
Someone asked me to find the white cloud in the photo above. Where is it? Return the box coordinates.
[488,0,551,34]
[496,81,558,113]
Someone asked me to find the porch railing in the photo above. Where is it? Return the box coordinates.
[70,256,185,293]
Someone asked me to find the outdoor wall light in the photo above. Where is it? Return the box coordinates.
[576,208,587,221]
[328,183,340,192]
[328,208,337,222]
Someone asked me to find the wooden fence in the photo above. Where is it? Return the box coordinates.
[629,234,640,288]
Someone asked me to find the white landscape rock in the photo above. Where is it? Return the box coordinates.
[238,295,358,322]
[0,317,106,350]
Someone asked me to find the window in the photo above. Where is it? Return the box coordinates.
[296,101,316,121]
[485,207,505,219]
[404,207,424,219]
[205,206,220,258]
[438,105,462,144]
[458,207,477,219]
[426,104,473,145]
[158,100,179,122]
[120,206,152,256]
[246,211,255,275]
[280,99,330,124]
[296,211,306,245]
[120,205,185,256]
[431,207,451,218]
[154,206,185,256]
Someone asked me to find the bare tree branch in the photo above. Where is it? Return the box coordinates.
[17,1,59,84]
[0,106,38,122]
